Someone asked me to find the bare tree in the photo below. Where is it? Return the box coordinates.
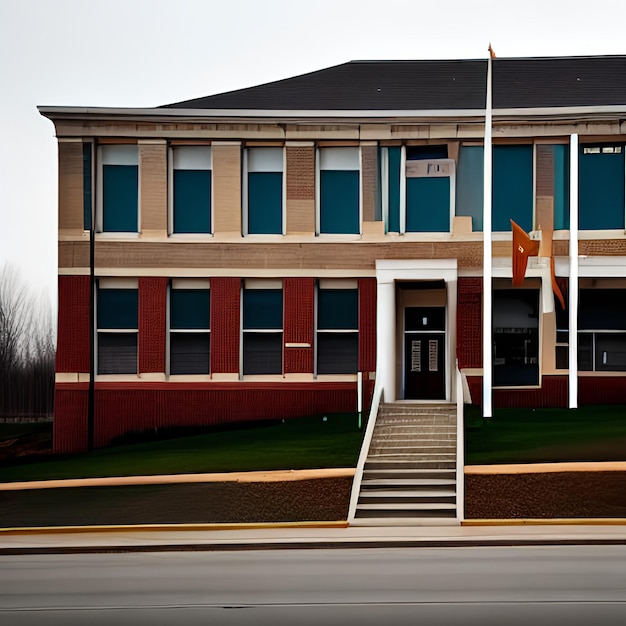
[0,265,55,419]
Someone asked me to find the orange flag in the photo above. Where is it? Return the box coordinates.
[511,220,539,287]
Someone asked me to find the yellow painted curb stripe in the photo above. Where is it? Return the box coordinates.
[0,521,350,535]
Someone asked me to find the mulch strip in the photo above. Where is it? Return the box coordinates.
[465,471,626,518]
[0,478,352,528]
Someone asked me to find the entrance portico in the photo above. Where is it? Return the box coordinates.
[375,260,459,403]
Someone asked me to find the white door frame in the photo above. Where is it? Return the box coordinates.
[375,259,458,402]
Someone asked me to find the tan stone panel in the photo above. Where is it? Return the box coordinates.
[286,199,315,234]
[139,143,167,233]
[285,125,359,140]
[360,124,392,140]
[361,221,385,237]
[212,144,241,234]
[541,312,557,373]
[56,239,487,271]
[429,125,458,139]
[361,145,378,222]
[59,142,84,231]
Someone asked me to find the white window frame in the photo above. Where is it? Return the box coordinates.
[315,146,362,236]
[96,278,139,376]
[240,278,284,378]
[96,145,140,235]
[315,278,359,377]
[168,145,213,237]
[242,147,286,236]
[167,278,211,377]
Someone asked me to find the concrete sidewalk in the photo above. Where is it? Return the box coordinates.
[2,522,626,555]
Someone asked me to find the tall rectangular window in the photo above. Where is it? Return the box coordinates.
[579,145,625,230]
[97,282,138,374]
[169,282,210,375]
[383,146,402,233]
[456,145,484,231]
[405,146,453,233]
[245,147,283,234]
[100,145,138,232]
[317,284,358,374]
[83,142,93,230]
[318,147,360,234]
[172,146,212,234]
[242,283,283,375]
[492,145,533,232]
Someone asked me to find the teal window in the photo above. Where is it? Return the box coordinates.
[456,145,484,231]
[317,287,358,374]
[97,286,138,374]
[246,148,283,235]
[101,145,138,233]
[243,287,283,375]
[553,145,570,230]
[172,146,212,234]
[170,287,210,375]
[406,155,452,233]
[83,143,92,230]
[492,145,533,232]
[385,147,402,233]
[319,148,360,234]
[579,145,625,230]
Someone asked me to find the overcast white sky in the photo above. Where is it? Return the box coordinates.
[1,0,625,305]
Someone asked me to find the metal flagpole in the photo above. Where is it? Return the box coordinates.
[482,45,494,418]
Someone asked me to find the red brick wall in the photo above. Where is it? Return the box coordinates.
[457,278,482,369]
[138,277,167,373]
[210,278,241,373]
[54,382,357,450]
[284,278,314,373]
[56,275,90,373]
[53,386,88,453]
[358,278,377,373]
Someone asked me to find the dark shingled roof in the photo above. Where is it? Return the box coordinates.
[161,56,626,111]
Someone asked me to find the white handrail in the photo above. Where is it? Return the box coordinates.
[347,381,383,523]
[456,360,465,522]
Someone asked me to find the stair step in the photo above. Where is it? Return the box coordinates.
[369,445,456,452]
[355,508,457,519]
[361,478,455,487]
[357,502,456,511]
[359,489,456,499]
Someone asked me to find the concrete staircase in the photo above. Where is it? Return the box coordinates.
[353,403,458,526]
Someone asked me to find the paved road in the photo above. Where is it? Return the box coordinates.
[2,546,626,625]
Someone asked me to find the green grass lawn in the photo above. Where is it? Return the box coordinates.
[465,405,626,465]
[0,413,363,483]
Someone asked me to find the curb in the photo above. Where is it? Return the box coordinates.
[2,537,626,556]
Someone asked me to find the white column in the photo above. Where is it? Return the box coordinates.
[446,278,458,402]
[569,134,579,409]
[482,53,493,417]
[376,279,396,401]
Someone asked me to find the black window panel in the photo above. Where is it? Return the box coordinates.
[98,333,137,374]
[555,345,569,370]
[406,145,448,160]
[595,333,626,371]
[405,307,445,331]
[243,289,283,329]
[317,333,358,374]
[243,333,282,375]
[579,289,626,330]
[318,290,358,330]
[97,289,138,329]
[170,333,210,375]
[577,333,593,371]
